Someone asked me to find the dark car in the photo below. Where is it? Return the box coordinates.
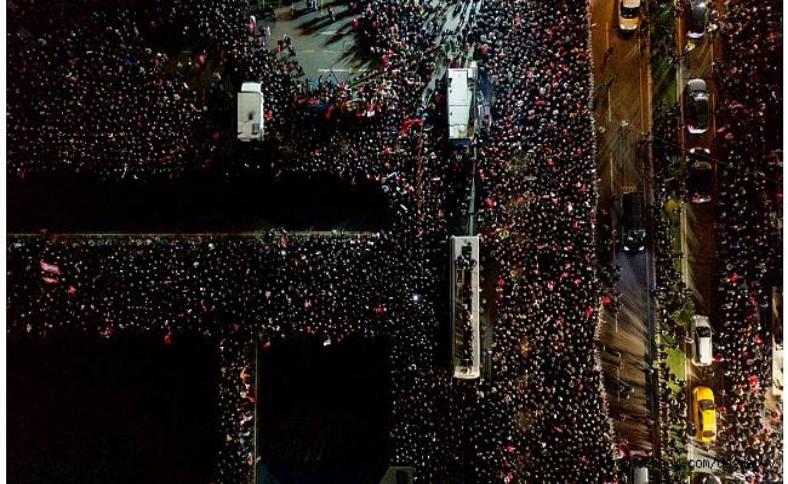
[688,0,709,39]
[686,79,710,134]
[686,147,714,203]
[620,191,646,253]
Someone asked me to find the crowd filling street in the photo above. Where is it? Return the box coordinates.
[713,0,782,479]
[5,0,782,482]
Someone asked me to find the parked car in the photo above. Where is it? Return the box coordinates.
[621,191,646,253]
[691,315,713,366]
[687,148,713,203]
[686,79,710,134]
[692,386,717,444]
[618,0,641,32]
[688,0,709,39]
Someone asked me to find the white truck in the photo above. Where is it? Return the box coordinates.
[237,82,265,142]
[447,63,479,148]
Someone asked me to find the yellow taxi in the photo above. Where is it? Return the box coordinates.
[618,0,641,32]
[692,386,717,444]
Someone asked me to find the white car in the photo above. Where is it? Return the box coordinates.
[619,0,641,32]
[692,315,713,366]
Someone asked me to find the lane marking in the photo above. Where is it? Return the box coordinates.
[677,64,685,149]
[711,37,715,66]
[677,17,683,54]
[639,56,646,130]
[317,68,367,73]
[711,91,716,139]
[607,89,612,123]
[610,151,614,194]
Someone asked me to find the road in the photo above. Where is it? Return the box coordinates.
[674,0,727,478]
[266,0,481,94]
[267,0,368,84]
[591,0,657,458]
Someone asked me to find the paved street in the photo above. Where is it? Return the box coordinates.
[674,0,728,477]
[267,0,481,94]
[267,0,367,84]
[591,0,656,457]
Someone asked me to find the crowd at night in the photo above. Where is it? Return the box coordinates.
[5,0,782,481]
[713,0,782,479]
[467,0,619,480]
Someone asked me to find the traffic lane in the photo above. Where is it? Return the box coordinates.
[677,11,718,150]
[675,3,729,478]
[268,2,369,82]
[599,250,651,451]
[684,202,715,315]
[593,37,650,200]
[608,41,648,191]
[591,0,655,453]
[605,25,647,125]
[684,317,726,467]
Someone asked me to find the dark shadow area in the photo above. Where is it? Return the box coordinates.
[256,334,392,484]
[7,333,221,484]
[7,171,391,233]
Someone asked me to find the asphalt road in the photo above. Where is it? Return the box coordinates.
[268,0,368,84]
[675,0,728,477]
[591,0,656,458]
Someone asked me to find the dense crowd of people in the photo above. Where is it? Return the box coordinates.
[466,0,618,481]
[649,100,693,481]
[7,8,204,178]
[7,233,446,481]
[713,0,782,479]
[5,0,680,481]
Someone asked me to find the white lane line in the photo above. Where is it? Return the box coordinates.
[302,49,316,54]
[639,57,645,130]
[317,31,338,35]
[610,151,615,194]
[607,89,612,123]
[711,91,716,139]
[677,17,683,54]
[317,68,367,73]
[711,37,715,65]
[677,66,685,149]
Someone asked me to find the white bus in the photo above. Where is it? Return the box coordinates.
[447,63,479,148]
[237,82,265,142]
[450,236,480,379]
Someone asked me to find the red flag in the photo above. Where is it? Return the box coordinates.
[40,260,61,275]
